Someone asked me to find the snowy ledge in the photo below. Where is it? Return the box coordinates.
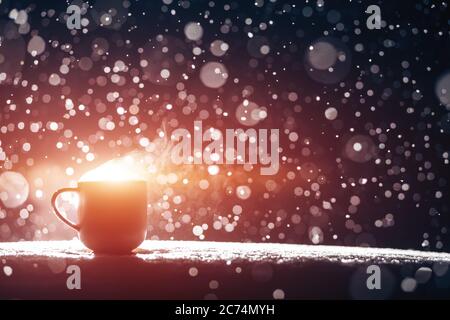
[1,240,450,299]
[1,240,450,265]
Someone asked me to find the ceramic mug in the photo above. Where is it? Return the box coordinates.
[52,180,147,254]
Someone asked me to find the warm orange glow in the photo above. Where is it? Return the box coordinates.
[79,155,147,182]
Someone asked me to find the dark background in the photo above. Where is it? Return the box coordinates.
[0,0,449,252]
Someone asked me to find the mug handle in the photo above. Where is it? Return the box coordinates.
[51,187,81,231]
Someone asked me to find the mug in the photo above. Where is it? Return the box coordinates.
[51,180,147,254]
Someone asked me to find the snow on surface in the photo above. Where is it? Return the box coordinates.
[1,240,450,265]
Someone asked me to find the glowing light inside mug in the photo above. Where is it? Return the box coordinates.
[79,155,146,182]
